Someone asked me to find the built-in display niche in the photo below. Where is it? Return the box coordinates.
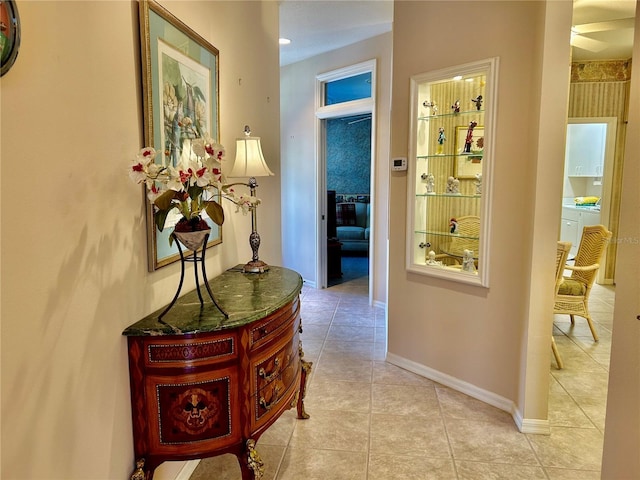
[406,58,498,286]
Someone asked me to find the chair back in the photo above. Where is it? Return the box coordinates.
[450,215,480,255]
[555,241,572,294]
[571,224,612,285]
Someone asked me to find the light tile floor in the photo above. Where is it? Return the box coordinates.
[191,263,614,480]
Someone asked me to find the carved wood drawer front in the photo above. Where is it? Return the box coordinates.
[253,332,300,393]
[143,332,237,369]
[249,296,300,350]
[145,366,242,456]
[251,334,301,429]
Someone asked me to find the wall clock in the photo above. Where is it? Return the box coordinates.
[0,0,20,76]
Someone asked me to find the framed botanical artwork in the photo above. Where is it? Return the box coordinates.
[454,125,484,179]
[139,0,221,270]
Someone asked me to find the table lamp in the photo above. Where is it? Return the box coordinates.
[229,125,274,273]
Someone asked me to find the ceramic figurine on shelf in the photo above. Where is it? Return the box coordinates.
[426,250,442,266]
[463,120,478,153]
[451,100,460,114]
[422,100,437,116]
[449,217,458,234]
[471,95,483,110]
[474,173,482,194]
[436,127,446,154]
[425,173,435,194]
[462,249,476,272]
[446,176,460,194]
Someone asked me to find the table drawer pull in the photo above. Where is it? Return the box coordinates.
[259,385,281,411]
[258,358,280,382]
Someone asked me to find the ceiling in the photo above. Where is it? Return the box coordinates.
[279,0,636,66]
[572,0,636,61]
[278,0,393,66]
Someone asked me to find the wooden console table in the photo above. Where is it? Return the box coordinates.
[122,266,311,480]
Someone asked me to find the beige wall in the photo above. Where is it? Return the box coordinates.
[280,33,392,305]
[601,6,640,478]
[2,1,638,478]
[388,1,571,424]
[0,1,280,479]
[389,2,640,474]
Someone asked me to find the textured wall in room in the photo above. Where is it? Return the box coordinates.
[327,116,371,195]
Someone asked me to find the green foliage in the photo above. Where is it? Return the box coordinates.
[205,200,224,226]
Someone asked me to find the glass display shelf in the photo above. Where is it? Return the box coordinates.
[418,108,484,121]
[417,153,484,160]
[415,193,481,199]
[414,230,480,239]
[406,58,498,286]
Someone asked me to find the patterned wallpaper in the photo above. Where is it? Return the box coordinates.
[568,58,631,281]
[327,116,371,197]
[570,59,632,83]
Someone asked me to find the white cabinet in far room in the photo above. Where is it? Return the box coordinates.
[560,207,602,258]
[565,122,606,177]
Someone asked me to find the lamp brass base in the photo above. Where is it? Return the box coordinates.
[242,260,270,274]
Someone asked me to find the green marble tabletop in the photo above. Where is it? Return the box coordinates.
[123,266,303,337]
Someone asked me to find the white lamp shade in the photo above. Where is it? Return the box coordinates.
[230,136,274,178]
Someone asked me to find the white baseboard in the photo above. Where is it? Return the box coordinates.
[176,460,200,480]
[373,299,386,309]
[385,352,549,434]
[519,416,551,435]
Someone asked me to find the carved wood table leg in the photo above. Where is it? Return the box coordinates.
[238,439,264,480]
[297,343,312,419]
[129,458,149,480]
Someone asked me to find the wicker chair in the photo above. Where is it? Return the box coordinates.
[554,225,612,342]
[552,241,572,369]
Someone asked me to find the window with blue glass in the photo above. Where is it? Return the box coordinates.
[324,72,372,105]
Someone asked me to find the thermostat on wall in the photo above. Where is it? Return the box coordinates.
[392,157,407,171]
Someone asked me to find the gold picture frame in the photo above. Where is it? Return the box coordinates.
[139,0,221,270]
[454,125,484,179]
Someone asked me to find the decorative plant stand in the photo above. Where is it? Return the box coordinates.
[158,230,228,320]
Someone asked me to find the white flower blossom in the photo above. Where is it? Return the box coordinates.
[129,138,263,233]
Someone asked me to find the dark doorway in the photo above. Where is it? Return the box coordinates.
[325,114,371,287]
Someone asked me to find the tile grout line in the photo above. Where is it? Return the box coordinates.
[433,385,462,479]
[522,430,553,480]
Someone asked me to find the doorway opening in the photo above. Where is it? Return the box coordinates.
[326,114,371,288]
[315,60,376,295]
[547,0,635,457]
